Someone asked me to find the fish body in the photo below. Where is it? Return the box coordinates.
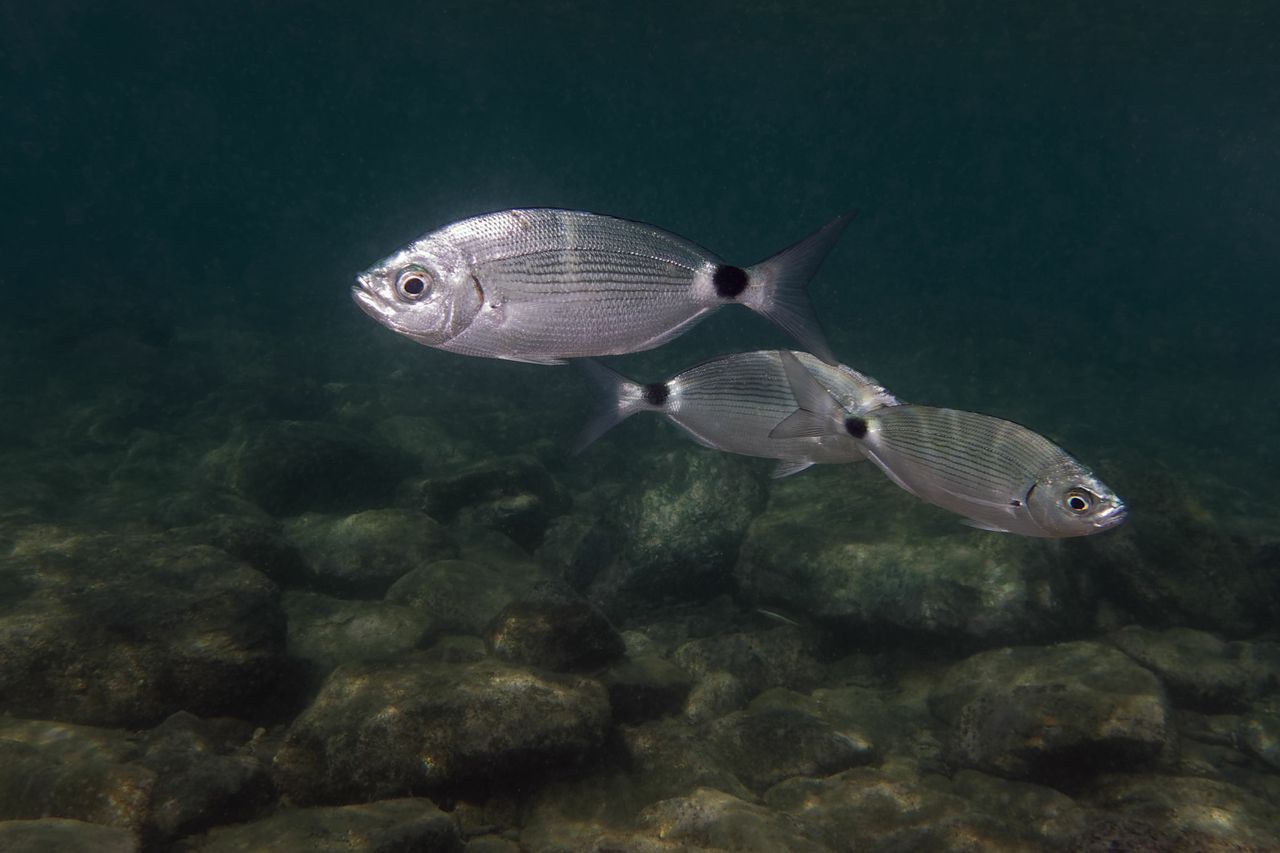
[352,209,852,364]
[576,350,898,478]
[772,352,1126,536]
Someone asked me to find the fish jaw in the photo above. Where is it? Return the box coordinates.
[350,274,397,323]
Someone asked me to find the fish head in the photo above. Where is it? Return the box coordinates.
[1025,465,1127,537]
[351,238,483,346]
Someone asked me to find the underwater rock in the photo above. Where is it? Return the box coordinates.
[283,508,458,598]
[187,798,461,852]
[0,717,139,766]
[0,819,138,853]
[536,512,615,591]
[736,468,1092,649]
[1071,466,1280,636]
[586,449,767,615]
[636,787,829,852]
[284,591,433,675]
[682,671,751,725]
[486,582,625,672]
[1082,773,1280,851]
[671,626,823,699]
[1107,625,1253,712]
[402,454,571,551]
[385,556,545,637]
[765,760,1086,850]
[621,717,752,803]
[601,655,694,724]
[205,419,408,516]
[0,526,292,726]
[1236,711,1280,771]
[273,655,610,803]
[172,512,310,588]
[0,740,155,835]
[931,641,1171,783]
[707,704,876,794]
[136,712,273,842]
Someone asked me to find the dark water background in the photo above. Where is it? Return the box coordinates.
[7,1,1279,497]
[3,2,1280,847]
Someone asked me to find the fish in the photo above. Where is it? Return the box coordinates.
[351,208,853,365]
[574,349,899,478]
[770,351,1127,537]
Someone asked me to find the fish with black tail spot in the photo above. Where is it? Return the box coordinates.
[770,351,1127,537]
[574,349,898,478]
[352,209,853,364]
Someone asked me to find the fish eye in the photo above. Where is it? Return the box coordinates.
[396,268,433,301]
[1065,489,1094,514]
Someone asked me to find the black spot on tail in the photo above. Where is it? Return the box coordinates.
[643,383,669,406]
[844,416,867,438]
[713,264,748,298]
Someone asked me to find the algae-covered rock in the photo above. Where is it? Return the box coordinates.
[736,468,1092,649]
[1107,625,1252,712]
[0,740,155,835]
[601,656,694,723]
[136,712,273,842]
[707,704,876,793]
[284,508,458,597]
[1082,773,1280,851]
[0,526,291,726]
[273,655,610,803]
[637,787,829,852]
[671,626,823,699]
[206,419,408,516]
[765,760,1087,851]
[931,641,1171,782]
[0,819,138,853]
[188,798,461,852]
[402,454,571,550]
[486,582,625,672]
[284,591,433,674]
[588,448,767,615]
[385,557,544,637]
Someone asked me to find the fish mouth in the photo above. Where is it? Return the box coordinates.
[350,275,396,322]
[1093,500,1128,530]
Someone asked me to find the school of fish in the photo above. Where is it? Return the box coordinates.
[355,207,1126,539]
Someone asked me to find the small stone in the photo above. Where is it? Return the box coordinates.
[0,740,155,835]
[637,787,828,852]
[0,819,137,853]
[683,672,750,725]
[708,705,876,793]
[1108,625,1252,712]
[284,591,433,675]
[672,627,823,698]
[386,558,543,637]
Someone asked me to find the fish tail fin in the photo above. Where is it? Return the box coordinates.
[744,211,855,365]
[572,359,662,453]
[769,350,847,439]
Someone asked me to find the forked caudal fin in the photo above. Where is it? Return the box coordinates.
[768,350,847,440]
[572,359,666,453]
[743,212,855,366]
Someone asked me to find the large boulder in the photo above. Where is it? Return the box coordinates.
[0,740,155,836]
[0,819,138,853]
[283,508,458,598]
[736,467,1094,649]
[930,641,1172,783]
[0,526,292,726]
[1106,626,1254,712]
[284,591,433,676]
[273,655,610,803]
[385,556,545,638]
[587,449,767,616]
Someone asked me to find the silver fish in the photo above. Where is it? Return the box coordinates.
[771,351,1126,537]
[575,350,899,478]
[352,209,853,364]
